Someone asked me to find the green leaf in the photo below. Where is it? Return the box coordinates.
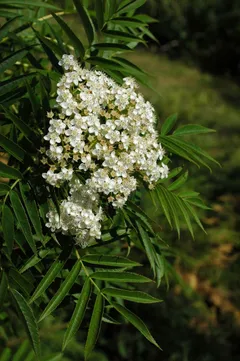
[19,250,50,274]
[52,13,85,60]
[19,182,43,241]
[91,271,152,283]
[0,182,10,196]
[127,201,155,234]
[0,48,29,74]
[0,134,25,162]
[87,56,123,71]
[168,171,188,191]
[0,348,11,361]
[0,73,36,98]
[0,0,60,10]
[0,16,21,41]
[82,254,141,268]
[41,354,63,361]
[12,339,30,361]
[174,124,216,136]
[73,0,95,45]
[3,108,33,139]
[185,197,210,210]
[25,80,39,117]
[94,0,104,29]
[11,289,40,359]
[102,313,121,325]
[34,30,62,74]
[63,278,92,350]
[161,113,178,136]
[10,190,36,254]
[8,268,34,296]
[104,0,117,21]
[110,17,145,28]
[155,186,173,228]
[166,167,183,181]
[112,302,160,348]
[113,56,145,75]
[117,0,146,14]
[157,186,181,236]
[29,255,67,304]
[134,14,158,23]
[103,288,161,303]
[39,260,81,322]
[102,30,145,43]
[84,292,104,360]
[93,43,131,52]
[0,162,22,180]
[136,221,156,276]
[2,204,14,255]
[160,135,219,169]
[0,272,8,309]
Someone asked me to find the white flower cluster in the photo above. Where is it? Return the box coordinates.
[42,54,169,246]
[46,178,102,248]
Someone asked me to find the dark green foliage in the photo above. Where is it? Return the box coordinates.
[0,1,218,360]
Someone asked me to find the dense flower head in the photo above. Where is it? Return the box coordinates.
[42,54,169,246]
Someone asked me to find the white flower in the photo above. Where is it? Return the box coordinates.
[42,54,170,246]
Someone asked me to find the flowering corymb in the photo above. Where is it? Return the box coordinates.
[42,54,169,247]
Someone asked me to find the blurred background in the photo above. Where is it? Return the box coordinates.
[2,0,240,360]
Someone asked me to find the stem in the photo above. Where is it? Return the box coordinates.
[75,248,110,303]
[3,166,31,205]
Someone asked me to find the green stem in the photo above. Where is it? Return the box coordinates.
[3,166,31,205]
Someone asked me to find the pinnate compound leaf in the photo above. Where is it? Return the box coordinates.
[10,190,36,254]
[84,292,104,360]
[161,113,178,136]
[0,162,22,180]
[82,254,141,268]
[73,0,95,45]
[29,256,67,304]
[19,182,43,241]
[112,302,160,349]
[11,289,40,359]
[2,204,14,255]
[39,260,81,322]
[63,278,92,350]
[160,135,219,169]
[103,288,161,303]
[91,271,152,283]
